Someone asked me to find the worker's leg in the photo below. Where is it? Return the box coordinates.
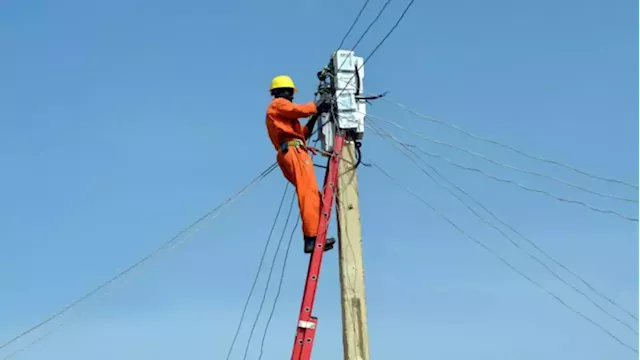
[277,147,320,236]
[277,147,335,253]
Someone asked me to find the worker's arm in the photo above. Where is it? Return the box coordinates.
[272,98,317,119]
[302,95,332,138]
[303,114,320,139]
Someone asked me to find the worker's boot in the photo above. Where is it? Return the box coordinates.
[304,236,336,254]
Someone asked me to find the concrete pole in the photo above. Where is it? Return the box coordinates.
[336,140,370,360]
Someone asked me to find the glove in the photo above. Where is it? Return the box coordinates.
[315,95,332,113]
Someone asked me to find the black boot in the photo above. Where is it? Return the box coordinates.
[304,236,336,254]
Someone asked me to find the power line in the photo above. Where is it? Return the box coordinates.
[336,0,373,49]
[241,191,297,360]
[367,122,639,322]
[368,99,637,204]
[372,161,639,354]
[0,162,279,354]
[348,0,392,55]
[224,182,291,360]
[258,217,300,360]
[369,122,639,334]
[368,115,638,222]
[307,0,414,141]
[360,0,414,70]
[334,0,416,99]
[311,0,416,145]
[334,0,392,75]
[308,0,388,140]
[378,96,639,191]
[2,324,63,360]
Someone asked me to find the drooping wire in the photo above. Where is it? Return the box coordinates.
[372,161,639,354]
[368,115,638,222]
[367,121,639,322]
[0,162,279,354]
[258,216,301,360]
[378,96,639,191]
[224,181,291,360]
[241,191,297,360]
[369,122,640,334]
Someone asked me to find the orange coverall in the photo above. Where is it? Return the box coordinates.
[266,97,321,238]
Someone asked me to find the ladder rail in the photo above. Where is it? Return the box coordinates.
[291,134,346,360]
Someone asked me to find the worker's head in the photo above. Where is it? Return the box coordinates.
[270,75,297,101]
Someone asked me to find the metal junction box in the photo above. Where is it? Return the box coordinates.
[318,50,366,152]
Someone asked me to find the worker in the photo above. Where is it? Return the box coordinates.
[265,75,336,254]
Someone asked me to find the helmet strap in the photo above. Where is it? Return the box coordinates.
[271,88,294,101]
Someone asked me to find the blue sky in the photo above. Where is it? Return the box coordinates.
[0,0,637,359]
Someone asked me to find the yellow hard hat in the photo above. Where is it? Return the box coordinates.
[269,75,298,92]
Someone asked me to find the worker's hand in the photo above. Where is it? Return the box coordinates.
[315,95,332,113]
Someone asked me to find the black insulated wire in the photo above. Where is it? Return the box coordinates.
[224,182,290,360]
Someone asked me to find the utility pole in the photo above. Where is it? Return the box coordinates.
[336,140,370,360]
[318,49,371,360]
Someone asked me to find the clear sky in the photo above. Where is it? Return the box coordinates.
[1,0,638,359]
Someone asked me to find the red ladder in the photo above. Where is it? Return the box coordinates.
[290,133,345,360]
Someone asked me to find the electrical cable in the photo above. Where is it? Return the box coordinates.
[335,0,392,74]
[377,95,639,191]
[335,0,416,101]
[369,122,640,334]
[368,99,637,204]
[309,0,415,143]
[0,162,279,354]
[258,216,301,360]
[2,324,61,360]
[224,182,291,360]
[372,161,639,355]
[336,0,372,49]
[350,0,391,51]
[368,115,638,222]
[241,191,297,360]
[367,122,639,322]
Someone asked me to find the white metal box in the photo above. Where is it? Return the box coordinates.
[318,49,366,152]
